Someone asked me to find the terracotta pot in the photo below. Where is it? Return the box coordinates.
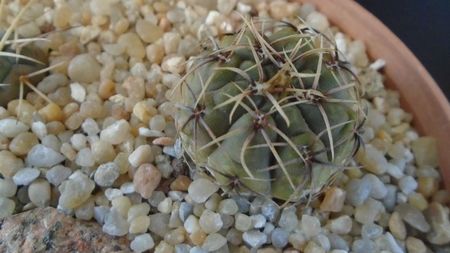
[297,0,450,189]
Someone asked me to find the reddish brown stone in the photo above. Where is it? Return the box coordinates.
[0,207,130,253]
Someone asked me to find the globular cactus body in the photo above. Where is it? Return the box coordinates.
[174,19,363,203]
[0,33,48,107]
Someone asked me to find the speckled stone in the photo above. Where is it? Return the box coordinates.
[0,207,130,252]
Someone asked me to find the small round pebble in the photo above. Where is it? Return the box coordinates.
[243,230,267,249]
[28,179,51,207]
[133,164,162,199]
[12,168,40,186]
[235,213,252,232]
[271,228,289,249]
[46,165,72,186]
[218,199,238,215]
[130,233,155,252]
[94,162,120,187]
[0,197,15,218]
[202,233,227,251]
[0,178,17,197]
[188,178,219,204]
[68,53,101,83]
[102,208,129,236]
[26,144,65,168]
[199,209,223,234]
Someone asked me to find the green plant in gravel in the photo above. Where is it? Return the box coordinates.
[0,0,50,107]
[173,18,364,204]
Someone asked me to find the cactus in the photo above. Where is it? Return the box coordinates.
[173,18,364,204]
[0,0,49,107]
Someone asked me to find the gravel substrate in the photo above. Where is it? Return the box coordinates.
[0,0,449,253]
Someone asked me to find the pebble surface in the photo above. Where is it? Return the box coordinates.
[0,0,448,253]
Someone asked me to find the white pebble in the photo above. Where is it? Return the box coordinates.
[13,168,40,186]
[75,148,95,167]
[243,230,267,249]
[199,209,223,234]
[70,82,86,103]
[26,144,65,168]
[184,215,200,234]
[45,165,72,186]
[94,162,120,187]
[235,213,252,232]
[398,176,418,195]
[202,233,227,251]
[0,119,29,138]
[301,215,322,238]
[131,233,155,252]
[128,145,153,167]
[82,118,100,136]
[157,197,173,214]
[103,208,129,236]
[100,119,130,145]
[188,178,219,203]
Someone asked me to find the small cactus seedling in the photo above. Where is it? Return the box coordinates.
[173,18,364,205]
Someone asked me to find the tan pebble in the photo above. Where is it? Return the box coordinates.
[112,196,131,217]
[146,43,165,64]
[28,179,51,207]
[164,227,186,245]
[152,137,174,146]
[153,2,170,12]
[65,112,84,130]
[320,187,346,212]
[406,237,426,253]
[133,101,152,124]
[133,164,162,199]
[9,132,39,156]
[79,101,105,119]
[60,143,77,161]
[114,18,129,35]
[0,150,24,177]
[98,79,116,99]
[123,76,145,100]
[408,192,429,211]
[118,32,145,59]
[68,53,101,83]
[346,167,363,179]
[7,100,36,124]
[129,215,150,234]
[63,103,79,118]
[53,5,72,29]
[170,175,192,192]
[115,152,131,174]
[39,103,65,122]
[91,140,116,164]
[159,16,172,32]
[417,176,438,198]
[154,241,174,253]
[389,212,407,240]
[46,121,66,135]
[432,190,450,205]
[189,230,207,246]
[136,19,163,43]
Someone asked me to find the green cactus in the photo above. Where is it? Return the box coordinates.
[0,0,48,107]
[173,19,364,204]
[0,35,48,107]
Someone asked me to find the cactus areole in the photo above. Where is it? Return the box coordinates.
[173,19,364,204]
